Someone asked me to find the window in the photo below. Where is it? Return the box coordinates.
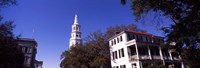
[121,48,124,57]
[118,50,121,58]
[146,37,148,42]
[149,37,152,43]
[128,34,131,41]
[114,39,116,44]
[132,63,137,68]
[120,36,123,41]
[115,51,118,59]
[138,47,148,55]
[140,36,143,42]
[111,41,113,46]
[120,65,126,68]
[123,65,126,68]
[132,34,135,39]
[150,46,160,56]
[76,27,78,30]
[136,35,139,41]
[128,45,136,55]
[76,34,78,37]
[117,38,119,43]
[24,47,29,53]
[112,41,113,45]
[153,38,156,43]
[112,52,115,59]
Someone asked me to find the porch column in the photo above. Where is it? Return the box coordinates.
[148,46,152,60]
[135,44,139,60]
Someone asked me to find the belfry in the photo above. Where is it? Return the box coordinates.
[69,14,82,48]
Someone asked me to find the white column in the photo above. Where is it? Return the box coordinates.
[148,46,152,60]
[159,47,165,65]
[169,50,173,60]
[169,51,175,68]
[135,44,139,60]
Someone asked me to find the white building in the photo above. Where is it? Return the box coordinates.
[109,30,184,68]
[34,60,43,68]
[69,14,82,48]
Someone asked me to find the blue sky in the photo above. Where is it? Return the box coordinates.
[2,0,171,68]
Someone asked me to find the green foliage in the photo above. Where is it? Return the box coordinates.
[0,0,24,68]
[0,22,24,68]
[181,46,200,68]
[121,0,200,67]
[0,0,16,7]
[60,32,110,68]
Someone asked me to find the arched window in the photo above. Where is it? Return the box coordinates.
[76,27,78,30]
[73,27,75,30]
[76,34,79,37]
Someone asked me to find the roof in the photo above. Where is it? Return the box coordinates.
[124,30,153,36]
[108,30,163,41]
[35,60,43,64]
[17,38,36,42]
[17,38,37,45]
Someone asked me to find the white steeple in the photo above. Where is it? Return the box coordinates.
[69,14,82,48]
[73,14,79,25]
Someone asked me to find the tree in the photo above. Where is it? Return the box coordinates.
[60,24,145,68]
[61,31,110,68]
[0,0,16,11]
[120,0,200,67]
[0,1,24,68]
[0,22,24,68]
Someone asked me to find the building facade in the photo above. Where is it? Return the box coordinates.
[34,60,43,68]
[109,30,184,68]
[69,14,82,48]
[17,38,43,68]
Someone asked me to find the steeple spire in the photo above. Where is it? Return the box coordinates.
[73,14,79,25]
[69,14,82,48]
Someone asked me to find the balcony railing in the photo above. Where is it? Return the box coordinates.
[163,56,171,60]
[129,55,137,61]
[152,55,161,59]
[173,57,180,60]
[139,55,150,59]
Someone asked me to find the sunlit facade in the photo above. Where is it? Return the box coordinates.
[109,30,184,68]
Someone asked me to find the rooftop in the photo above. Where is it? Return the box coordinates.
[17,38,36,42]
[109,30,163,40]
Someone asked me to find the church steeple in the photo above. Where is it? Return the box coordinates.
[69,14,82,48]
[73,14,79,25]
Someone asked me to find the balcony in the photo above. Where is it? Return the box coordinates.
[129,55,137,61]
